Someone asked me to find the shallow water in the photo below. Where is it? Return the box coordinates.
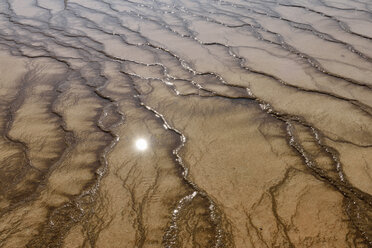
[0,0,371,247]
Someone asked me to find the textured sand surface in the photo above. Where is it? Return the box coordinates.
[0,0,371,247]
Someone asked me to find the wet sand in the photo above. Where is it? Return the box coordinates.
[0,0,371,247]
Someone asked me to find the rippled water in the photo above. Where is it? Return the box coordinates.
[0,0,372,247]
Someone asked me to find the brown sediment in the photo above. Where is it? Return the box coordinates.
[0,0,371,247]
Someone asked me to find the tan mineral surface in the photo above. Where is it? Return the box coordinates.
[0,0,371,247]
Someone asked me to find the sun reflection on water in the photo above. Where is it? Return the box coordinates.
[135,138,148,151]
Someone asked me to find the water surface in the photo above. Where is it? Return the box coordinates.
[0,0,372,247]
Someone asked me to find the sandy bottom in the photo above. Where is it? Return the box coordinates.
[0,0,371,247]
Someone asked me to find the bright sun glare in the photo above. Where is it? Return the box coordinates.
[135,138,148,151]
